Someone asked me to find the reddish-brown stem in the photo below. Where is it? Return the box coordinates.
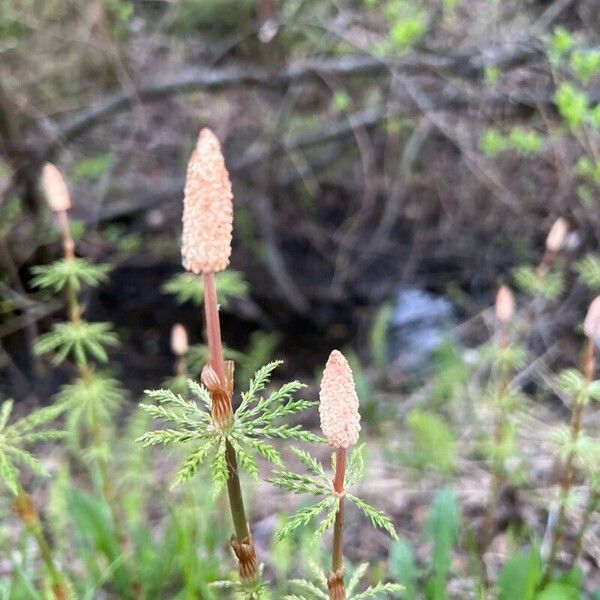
[332,447,347,577]
[56,211,75,261]
[541,338,595,586]
[333,448,346,495]
[328,447,347,599]
[201,272,256,582]
[203,273,226,386]
[56,211,79,324]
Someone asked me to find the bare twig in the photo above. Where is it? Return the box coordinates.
[40,42,544,148]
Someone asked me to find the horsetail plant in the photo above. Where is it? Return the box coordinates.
[514,217,569,302]
[490,287,520,486]
[164,323,190,393]
[0,398,69,599]
[541,295,600,584]
[478,285,528,540]
[271,350,401,600]
[32,164,120,451]
[139,128,320,598]
[31,163,139,593]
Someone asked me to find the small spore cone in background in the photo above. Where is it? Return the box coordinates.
[546,217,569,253]
[584,295,600,341]
[495,285,515,324]
[41,163,71,212]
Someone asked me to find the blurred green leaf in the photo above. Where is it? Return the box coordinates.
[73,153,114,182]
[390,15,426,52]
[549,27,574,57]
[497,547,541,600]
[406,409,456,473]
[389,538,418,600]
[555,83,588,128]
[571,50,600,84]
[424,488,459,600]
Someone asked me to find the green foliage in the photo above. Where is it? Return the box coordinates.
[34,321,119,367]
[573,254,600,290]
[0,399,65,495]
[508,128,543,155]
[274,496,339,543]
[405,409,456,473]
[68,487,134,595]
[102,0,134,35]
[285,561,403,599]
[346,493,398,540]
[549,27,574,59]
[211,570,269,600]
[571,49,600,84]
[55,372,124,450]
[332,90,351,112]
[389,15,426,52]
[139,361,318,491]
[513,265,564,300]
[498,546,582,599]
[103,224,142,253]
[497,547,541,600]
[484,65,500,84]
[479,343,527,372]
[238,331,282,389]
[372,1,427,55]
[552,425,588,465]
[162,270,248,308]
[430,342,470,406]
[423,488,458,600]
[72,153,114,182]
[30,258,111,293]
[579,437,600,488]
[172,0,256,36]
[271,444,397,542]
[480,129,508,156]
[0,195,22,237]
[389,538,418,600]
[555,368,600,405]
[576,156,600,184]
[555,83,588,129]
[480,128,543,157]
[370,303,392,370]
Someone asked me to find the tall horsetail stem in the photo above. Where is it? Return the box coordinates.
[319,350,361,600]
[183,128,258,585]
[42,162,139,598]
[542,296,600,584]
